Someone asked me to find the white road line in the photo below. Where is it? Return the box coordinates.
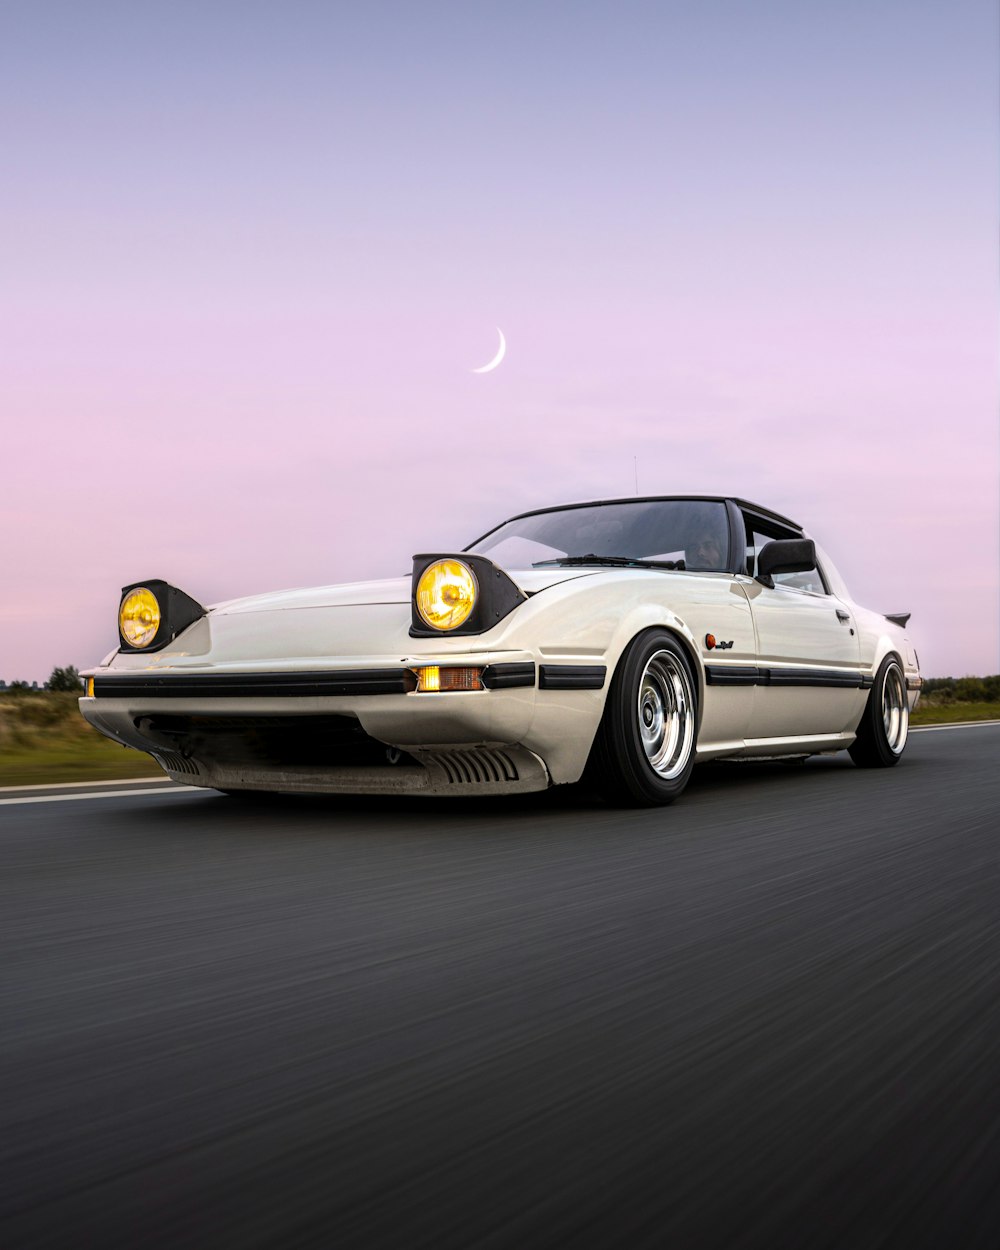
[0,777,168,794]
[911,720,1000,733]
[0,787,200,807]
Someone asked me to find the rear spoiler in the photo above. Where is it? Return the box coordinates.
[885,612,910,628]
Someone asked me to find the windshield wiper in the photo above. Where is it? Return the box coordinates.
[533,554,683,570]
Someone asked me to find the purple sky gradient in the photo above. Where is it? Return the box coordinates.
[2,1,997,680]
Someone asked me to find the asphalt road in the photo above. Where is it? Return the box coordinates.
[2,727,999,1249]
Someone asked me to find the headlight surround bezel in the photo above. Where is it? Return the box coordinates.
[117,578,207,653]
[410,553,527,637]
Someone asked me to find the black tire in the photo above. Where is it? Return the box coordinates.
[588,630,698,807]
[849,654,909,768]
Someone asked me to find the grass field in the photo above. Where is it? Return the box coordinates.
[910,701,1000,726]
[0,694,158,786]
[0,691,996,788]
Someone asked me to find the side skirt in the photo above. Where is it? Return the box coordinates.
[696,731,856,761]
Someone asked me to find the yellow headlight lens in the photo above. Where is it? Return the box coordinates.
[416,560,478,631]
[119,587,161,648]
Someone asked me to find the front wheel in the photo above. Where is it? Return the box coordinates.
[588,630,698,806]
[849,655,908,768]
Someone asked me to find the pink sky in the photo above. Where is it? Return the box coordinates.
[2,2,997,681]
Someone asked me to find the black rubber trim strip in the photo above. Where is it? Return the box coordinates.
[481,662,535,690]
[906,676,922,690]
[764,667,864,688]
[705,665,759,686]
[538,665,607,690]
[706,665,869,689]
[861,675,875,689]
[93,670,409,698]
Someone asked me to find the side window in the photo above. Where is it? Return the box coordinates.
[745,521,827,595]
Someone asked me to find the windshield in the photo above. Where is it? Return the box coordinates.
[468,499,731,572]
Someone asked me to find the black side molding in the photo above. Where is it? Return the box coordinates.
[482,663,535,689]
[705,665,871,690]
[705,666,759,687]
[765,668,865,689]
[538,665,607,691]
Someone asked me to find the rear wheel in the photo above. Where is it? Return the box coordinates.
[589,630,698,806]
[849,655,908,768]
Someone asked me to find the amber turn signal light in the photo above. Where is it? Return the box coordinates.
[411,666,484,692]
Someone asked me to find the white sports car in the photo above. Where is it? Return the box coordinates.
[80,496,921,805]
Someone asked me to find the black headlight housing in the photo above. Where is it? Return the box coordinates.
[117,579,207,653]
[410,554,527,638]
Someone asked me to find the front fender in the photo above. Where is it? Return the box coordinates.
[495,571,754,782]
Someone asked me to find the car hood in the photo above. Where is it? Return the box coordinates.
[102,565,650,670]
[102,567,610,670]
[210,567,601,615]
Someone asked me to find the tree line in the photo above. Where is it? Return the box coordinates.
[921,675,1000,703]
[4,667,83,693]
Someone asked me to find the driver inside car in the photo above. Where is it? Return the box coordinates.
[684,528,727,571]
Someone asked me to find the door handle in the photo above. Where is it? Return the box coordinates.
[836,609,851,623]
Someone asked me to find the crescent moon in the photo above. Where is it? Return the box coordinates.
[471,327,506,374]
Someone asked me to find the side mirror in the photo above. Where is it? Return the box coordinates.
[756,538,816,588]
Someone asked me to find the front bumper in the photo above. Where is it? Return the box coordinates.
[80,652,608,795]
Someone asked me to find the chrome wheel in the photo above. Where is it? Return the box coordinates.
[637,650,695,780]
[850,653,909,769]
[589,629,699,805]
[881,661,908,755]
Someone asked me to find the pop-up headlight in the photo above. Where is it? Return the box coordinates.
[117,579,206,653]
[410,554,526,637]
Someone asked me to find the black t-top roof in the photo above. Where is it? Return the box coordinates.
[501,496,803,532]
